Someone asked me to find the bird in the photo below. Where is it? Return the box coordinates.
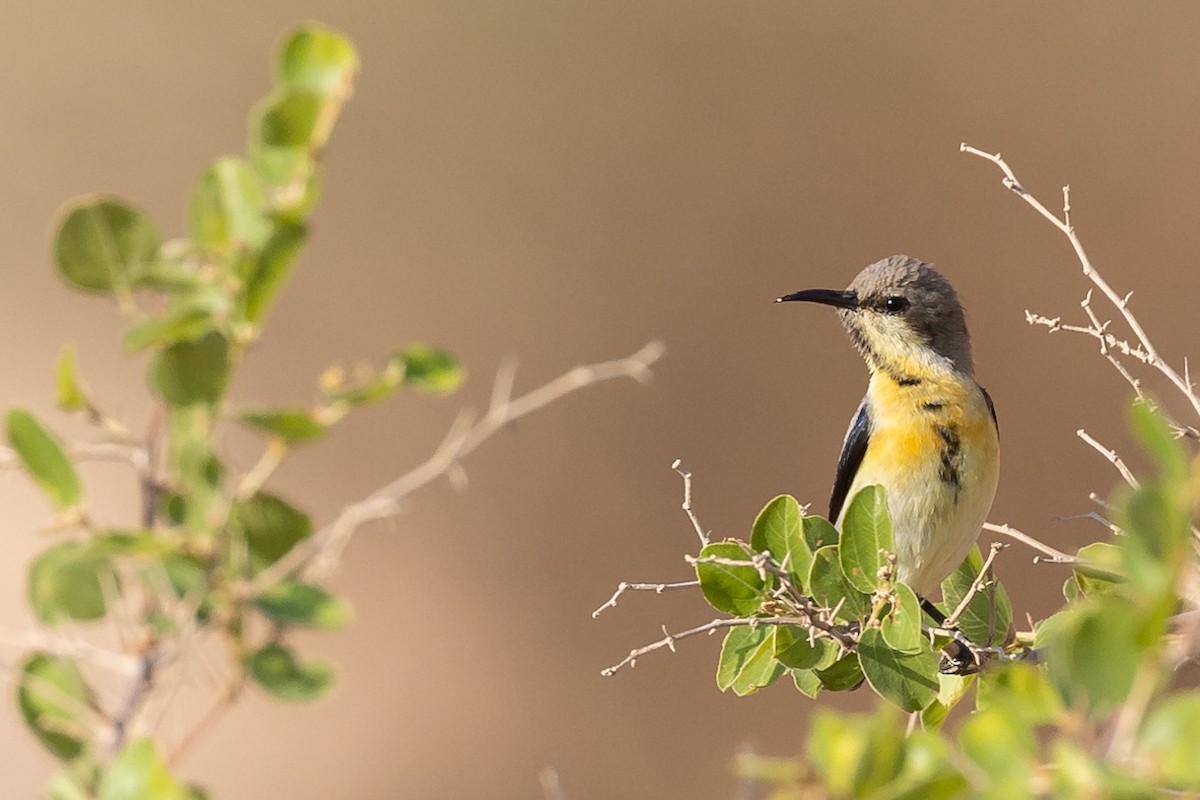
[776,254,1000,602]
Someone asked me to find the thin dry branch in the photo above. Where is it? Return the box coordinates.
[671,459,711,547]
[982,522,1073,563]
[599,616,818,677]
[961,143,1200,434]
[247,340,666,592]
[1076,428,1140,489]
[592,581,700,619]
[944,542,1007,628]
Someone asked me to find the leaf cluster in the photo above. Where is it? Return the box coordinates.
[695,488,1014,715]
[9,24,462,798]
[733,403,1200,798]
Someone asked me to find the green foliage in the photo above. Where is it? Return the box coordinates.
[13,22,463,797]
[149,331,231,406]
[839,484,894,593]
[28,541,115,625]
[7,409,82,509]
[234,491,313,568]
[97,739,195,800]
[247,644,334,702]
[238,408,326,443]
[690,488,997,713]
[695,541,769,616]
[253,580,352,630]
[52,198,160,293]
[732,401,1200,799]
[940,544,1013,647]
[55,344,90,413]
[17,653,95,760]
[750,494,810,590]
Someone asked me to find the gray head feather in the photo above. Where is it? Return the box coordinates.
[842,255,974,376]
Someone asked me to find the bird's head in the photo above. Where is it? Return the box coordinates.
[777,255,974,380]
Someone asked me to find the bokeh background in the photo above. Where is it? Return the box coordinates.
[3,3,1200,797]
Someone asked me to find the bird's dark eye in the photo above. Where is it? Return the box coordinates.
[883,296,910,314]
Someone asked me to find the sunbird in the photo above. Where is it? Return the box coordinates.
[778,255,1000,601]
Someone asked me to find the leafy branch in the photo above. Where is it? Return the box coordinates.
[5,24,663,800]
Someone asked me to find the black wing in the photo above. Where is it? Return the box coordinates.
[829,398,871,522]
[981,386,999,437]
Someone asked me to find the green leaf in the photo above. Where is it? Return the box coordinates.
[1136,694,1200,789]
[790,667,823,698]
[857,628,939,713]
[1045,596,1142,709]
[7,409,82,509]
[884,732,969,799]
[773,625,837,670]
[98,738,192,800]
[1072,541,1125,597]
[1120,484,1191,597]
[940,545,1012,647]
[839,485,894,593]
[694,541,768,616]
[802,514,838,550]
[815,652,864,692]
[247,643,333,702]
[123,289,227,351]
[258,91,322,148]
[975,662,1062,727]
[55,344,90,412]
[28,541,115,624]
[715,625,785,696]
[52,196,160,292]
[921,673,975,730]
[189,157,270,256]
[881,582,923,653]
[808,545,870,622]
[750,494,811,590]
[239,409,326,444]
[45,769,94,800]
[241,221,307,324]
[158,556,207,599]
[398,344,464,395]
[807,706,905,796]
[234,492,313,567]
[90,530,175,559]
[1129,400,1187,484]
[323,357,403,408]
[17,652,94,760]
[279,25,360,97]
[253,580,351,630]
[149,330,230,406]
[958,705,1036,788]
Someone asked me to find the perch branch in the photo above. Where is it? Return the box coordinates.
[943,542,1007,628]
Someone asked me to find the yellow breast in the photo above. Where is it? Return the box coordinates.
[839,370,1000,596]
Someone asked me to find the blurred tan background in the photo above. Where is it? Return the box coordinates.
[3,2,1200,797]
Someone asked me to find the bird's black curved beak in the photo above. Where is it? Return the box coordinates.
[776,289,858,309]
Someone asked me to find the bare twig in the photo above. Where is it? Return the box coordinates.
[982,522,1072,563]
[600,616,819,677]
[1076,429,1140,489]
[592,581,700,619]
[671,459,710,547]
[246,341,666,592]
[962,143,1200,431]
[944,542,1007,628]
